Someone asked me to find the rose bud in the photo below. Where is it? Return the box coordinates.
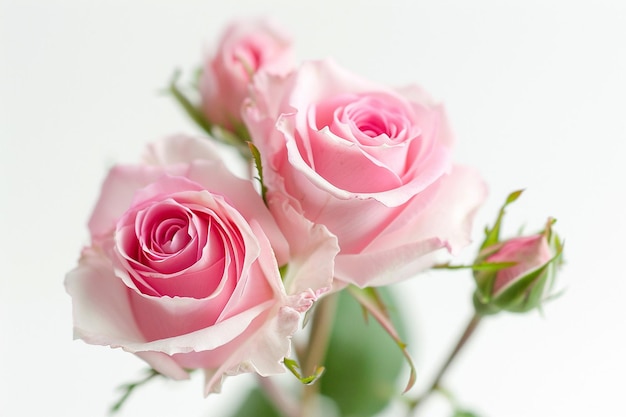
[199,18,294,135]
[472,191,564,315]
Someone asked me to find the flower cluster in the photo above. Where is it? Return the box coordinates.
[65,18,564,416]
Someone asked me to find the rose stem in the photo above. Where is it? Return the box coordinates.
[408,313,483,416]
[299,292,339,417]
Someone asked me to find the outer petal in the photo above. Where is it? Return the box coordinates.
[242,70,296,169]
[396,85,455,149]
[380,164,488,255]
[186,157,289,265]
[143,134,223,166]
[334,165,487,286]
[334,237,446,287]
[65,248,145,347]
[267,190,339,296]
[88,165,170,239]
[202,221,300,394]
[135,351,190,381]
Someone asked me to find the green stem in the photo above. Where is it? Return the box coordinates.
[299,293,339,417]
[109,368,160,414]
[408,313,483,416]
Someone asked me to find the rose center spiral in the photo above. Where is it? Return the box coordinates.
[152,217,191,254]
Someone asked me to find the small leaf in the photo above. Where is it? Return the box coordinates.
[283,357,325,385]
[480,189,524,251]
[505,189,524,205]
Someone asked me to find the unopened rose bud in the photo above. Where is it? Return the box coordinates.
[472,191,563,315]
[199,18,294,134]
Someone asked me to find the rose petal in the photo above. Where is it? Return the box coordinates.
[267,191,339,295]
[186,157,290,265]
[88,165,169,239]
[143,134,223,166]
[135,351,190,381]
[376,164,488,255]
[65,248,144,346]
[334,237,446,287]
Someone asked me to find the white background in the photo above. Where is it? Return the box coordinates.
[1,1,625,416]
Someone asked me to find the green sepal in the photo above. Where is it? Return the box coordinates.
[473,259,520,303]
[248,142,268,204]
[473,189,524,300]
[165,69,213,135]
[472,291,501,316]
[480,189,524,252]
[283,357,325,385]
[432,261,515,271]
[191,65,202,90]
[472,266,497,305]
[471,261,517,271]
[232,120,252,142]
[491,263,550,312]
[165,70,252,159]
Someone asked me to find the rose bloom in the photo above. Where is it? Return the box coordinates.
[199,19,294,131]
[244,59,487,287]
[65,135,335,394]
[486,234,554,295]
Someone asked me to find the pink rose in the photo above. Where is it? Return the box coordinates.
[471,198,563,314]
[65,135,333,394]
[244,59,487,287]
[486,234,554,295]
[471,218,562,315]
[199,19,294,131]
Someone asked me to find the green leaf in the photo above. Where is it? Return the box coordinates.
[227,387,283,417]
[319,288,407,417]
[283,357,325,385]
